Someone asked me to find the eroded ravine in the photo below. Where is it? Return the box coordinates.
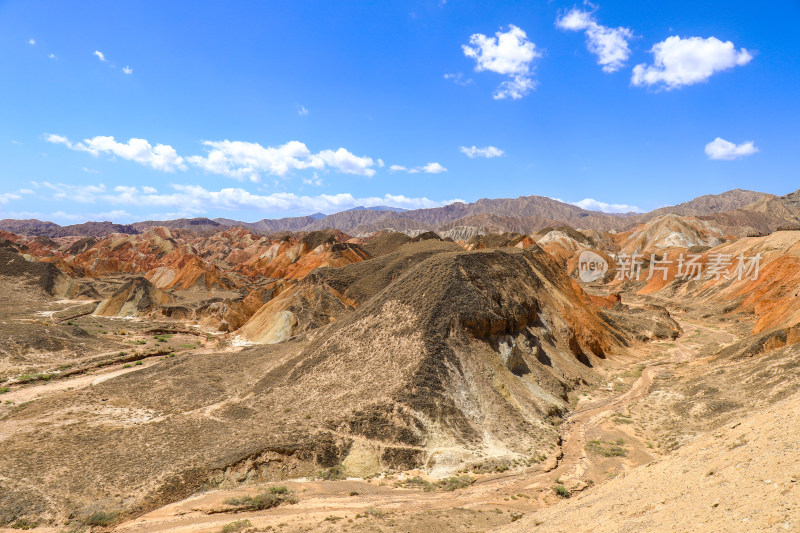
[95,310,744,533]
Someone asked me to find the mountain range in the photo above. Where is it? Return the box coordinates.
[2,188,798,238]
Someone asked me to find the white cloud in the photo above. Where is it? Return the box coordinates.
[704,137,758,160]
[389,162,447,174]
[568,198,642,213]
[122,66,133,75]
[49,53,57,60]
[298,105,309,116]
[632,36,752,90]
[462,24,541,99]
[422,162,447,174]
[0,192,22,205]
[142,186,158,194]
[187,140,378,181]
[94,50,107,62]
[315,148,377,176]
[46,134,186,172]
[28,39,36,46]
[47,134,382,181]
[460,145,504,158]
[556,8,634,73]
[50,209,132,222]
[443,72,473,86]
[302,173,323,186]
[32,182,459,216]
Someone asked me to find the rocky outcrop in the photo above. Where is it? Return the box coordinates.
[94,277,172,317]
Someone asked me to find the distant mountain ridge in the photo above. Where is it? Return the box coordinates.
[1,188,796,238]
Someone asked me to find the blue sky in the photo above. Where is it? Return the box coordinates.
[1,0,798,223]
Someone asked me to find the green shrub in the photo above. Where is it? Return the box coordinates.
[223,487,297,510]
[315,465,346,480]
[220,519,251,533]
[10,519,38,530]
[586,439,627,457]
[84,511,119,526]
[552,484,570,498]
[435,475,475,491]
[365,507,386,518]
[16,373,52,384]
[0,387,9,394]
[395,475,474,492]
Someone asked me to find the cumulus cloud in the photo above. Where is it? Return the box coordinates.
[316,148,378,176]
[554,197,642,213]
[187,140,378,181]
[389,162,448,174]
[632,36,752,90]
[47,134,386,181]
[122,66,133,75]
[93,50,107,62]
[46,134,186,172]
[704,137,759,160]
[33,182,460,216]
[298,105,309,116]
[28,39,36,46]
[462,24,541,99]
[460,145,504,158]
[556,8,634,73]
[571,198,642,213]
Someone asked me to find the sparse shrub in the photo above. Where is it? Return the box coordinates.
[10,519,38,530]
[349,490,359,496]
[16,373,52,384]
[586,439,627,457]
[395,475,474,492]
[122,364,132,369]
[0,387,9,394]
[134,361,143,366]
[435,475,474,491]
[395,476,434,492]
[84,511,119,527]
[223,487,297,510]
[365,507,386,518]
[220,519,251,533]
[315,465,346,480]
[552,484,570,498]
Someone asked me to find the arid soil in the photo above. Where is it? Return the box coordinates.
[1,217,799,532]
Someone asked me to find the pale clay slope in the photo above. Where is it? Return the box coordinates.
[498,389,800,533]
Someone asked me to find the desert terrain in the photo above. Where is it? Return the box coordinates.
[1,189,799,532]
